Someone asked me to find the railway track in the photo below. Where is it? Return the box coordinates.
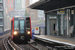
[2,36,75,50]
[3,36,40,50]
[3,36,22,50]
[3,36,54,50]
[18,44,39,50]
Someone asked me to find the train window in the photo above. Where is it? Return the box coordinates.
[14,20,19,30]
[20,20,24,30]
[26,20,30,28]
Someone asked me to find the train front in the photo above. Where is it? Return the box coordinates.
[11,17,32,43]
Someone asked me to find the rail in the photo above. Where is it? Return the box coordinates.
[3,36,22,50]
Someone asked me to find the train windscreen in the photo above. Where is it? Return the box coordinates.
[14,20,19,30]
[20,20,24,30]
[26,18,30,28]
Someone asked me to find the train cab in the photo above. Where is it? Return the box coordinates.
[11,17,32,43]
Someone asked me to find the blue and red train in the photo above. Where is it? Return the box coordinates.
[11,17,32,43]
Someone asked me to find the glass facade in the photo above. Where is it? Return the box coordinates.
[0,0,3,32]
[15,0,22,10]
[15,0,25,10]
[63,14,67,36]
[0,4,3,10]
[57,9,75,37]
[0,27,3,32]
[0,19,3,25]
[57,12,68,36]
[0,0,2,3]
[69,8,75,37]
[0,22,3,25]
[49,9,70,37]
[0,12,3,17]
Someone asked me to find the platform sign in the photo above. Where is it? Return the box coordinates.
[49,17,57,19]
[34,27,39,34]
[57,10,65,14]
[71,10,74,14]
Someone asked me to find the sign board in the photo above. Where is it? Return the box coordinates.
[49,17,57,19]
[34,27,39,34]
[57,10,65,14]
[71,10,74,14]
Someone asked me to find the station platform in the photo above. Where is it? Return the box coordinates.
[34,35,75,46]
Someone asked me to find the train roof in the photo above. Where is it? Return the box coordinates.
[11,17,30,21]
[13,17,30,18]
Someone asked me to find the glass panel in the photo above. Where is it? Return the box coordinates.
[26,18,30,28]
[0,27,3,33]
[0,4,3,9]
[0,12,3,17]
[58,14,67,36]
[0,19,3,25]
[0,28,2,30]
[0,0,2,3]
[0,22,3,25]
[17,0,20,3]
[14,20,19,30]
[63,14,67,36]
[20,20,24,30]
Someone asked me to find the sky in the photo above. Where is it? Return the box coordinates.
[33,0,39,2]
[32,0,39,4]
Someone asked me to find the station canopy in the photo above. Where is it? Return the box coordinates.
[28,0,75,11]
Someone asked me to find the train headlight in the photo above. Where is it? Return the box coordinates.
[14,31,17,35]
[27,31,30,35]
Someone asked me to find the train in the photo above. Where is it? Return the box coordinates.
[11,17,32,43]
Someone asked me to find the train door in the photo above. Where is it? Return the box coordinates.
[20,20,25,35]
[19,20,25,40]
[50,19,57,35]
